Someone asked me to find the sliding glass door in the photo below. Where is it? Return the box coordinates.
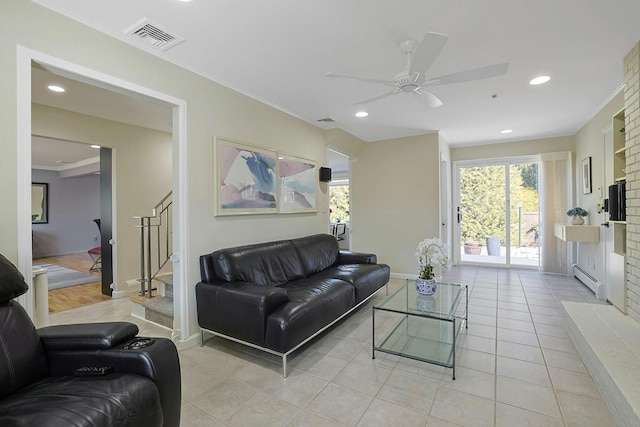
[455,158,539,267]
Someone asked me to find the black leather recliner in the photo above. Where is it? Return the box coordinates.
[0,254,181,427]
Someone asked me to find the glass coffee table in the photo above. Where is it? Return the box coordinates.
[372,279,468,379]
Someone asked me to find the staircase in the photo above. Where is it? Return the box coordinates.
[130,192,174,329]
[131,275,173,329]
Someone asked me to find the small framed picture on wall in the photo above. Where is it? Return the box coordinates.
[582,156,592,194]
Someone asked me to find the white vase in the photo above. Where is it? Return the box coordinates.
[416,278,437,296]
[571,215,585,225]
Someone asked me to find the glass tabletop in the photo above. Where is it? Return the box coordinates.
[375,279,466,320]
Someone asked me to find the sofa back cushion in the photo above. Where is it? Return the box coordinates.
[201,239,305,286]
[291,234,339,277]
[0,301,49,400]
[0,254,49,400]
[0,254,28,302]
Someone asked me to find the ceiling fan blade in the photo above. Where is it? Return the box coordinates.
[409,32,448,75]
[414,90,443,108]
[353,89,401,106]
[429,63,509,86]
[326,72,396,87]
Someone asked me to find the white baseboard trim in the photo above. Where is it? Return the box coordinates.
[130,311,173,332]
[111,289,130,299]
[175,333,201,350]
[390,272,417,280]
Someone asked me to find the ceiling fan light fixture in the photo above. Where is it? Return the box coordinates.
[500,129,513,134]
[355,111,368,118]
[529,75,550,85]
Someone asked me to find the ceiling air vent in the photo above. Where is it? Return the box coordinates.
[124,18,185,51]
[317,117,335,123]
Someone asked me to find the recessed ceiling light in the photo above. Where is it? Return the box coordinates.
[91,145,101,149]
[47,85,65,93]
[500,129,513,134]
[529,76,550,85]
[355,111,368,118]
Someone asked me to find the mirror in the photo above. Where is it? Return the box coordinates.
[32,182,49,224]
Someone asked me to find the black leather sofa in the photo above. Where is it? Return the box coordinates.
[0,254,181,427]
[196,233,390,376]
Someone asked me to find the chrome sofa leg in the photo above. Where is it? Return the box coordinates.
[199,330,204,347]
[282,354,288,378]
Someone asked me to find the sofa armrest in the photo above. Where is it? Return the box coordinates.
[338,250,377,265]
[38,322,139,351]
[41,331,181,427]
[196,280,289,347]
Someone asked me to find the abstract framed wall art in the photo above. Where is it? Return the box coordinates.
[215,137,278,216]
[582,156,592,194]
[278,154,317,213]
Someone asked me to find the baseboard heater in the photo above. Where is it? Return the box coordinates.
[572,263,605,300]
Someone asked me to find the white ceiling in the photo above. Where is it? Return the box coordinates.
[31,0,640,151]
[32,66,174,169]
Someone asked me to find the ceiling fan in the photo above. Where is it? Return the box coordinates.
[326,32,509,108]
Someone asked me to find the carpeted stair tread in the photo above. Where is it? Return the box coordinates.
[142,296,173,328]
[141,296,173,316]
[163,276,173,298]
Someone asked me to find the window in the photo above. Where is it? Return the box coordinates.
[329,180,349,223]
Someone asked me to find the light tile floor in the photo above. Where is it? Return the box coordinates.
[50,266,618,426]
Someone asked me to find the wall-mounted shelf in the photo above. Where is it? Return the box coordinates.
[615,146,627,156]
[554,223,600,242]
[613,110,626,184]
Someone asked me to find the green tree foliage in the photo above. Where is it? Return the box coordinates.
[460,164,539,247]
[461,165,506,244]
[329,185,350,223]
[519,163,538,190]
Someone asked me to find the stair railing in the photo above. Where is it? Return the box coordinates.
[135,192,172,298]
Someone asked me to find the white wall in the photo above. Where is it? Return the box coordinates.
[31,169,100,258]
[351,133,440,276]
[1,0,331,339]
[439,138,453,254]
[574,91,624,292]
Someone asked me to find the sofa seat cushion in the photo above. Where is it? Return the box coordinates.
[317,264,391,304]
[0,373,163,427]
[265,278,355,353]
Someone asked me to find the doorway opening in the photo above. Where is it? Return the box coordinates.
[328,149,351,250]
[455,157,540,268]
[18,48,191,341]
[31,137,113,313]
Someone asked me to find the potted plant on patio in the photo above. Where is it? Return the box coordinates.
[463,240,481,255]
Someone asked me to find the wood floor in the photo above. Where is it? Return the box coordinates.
[34,253,111,313]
